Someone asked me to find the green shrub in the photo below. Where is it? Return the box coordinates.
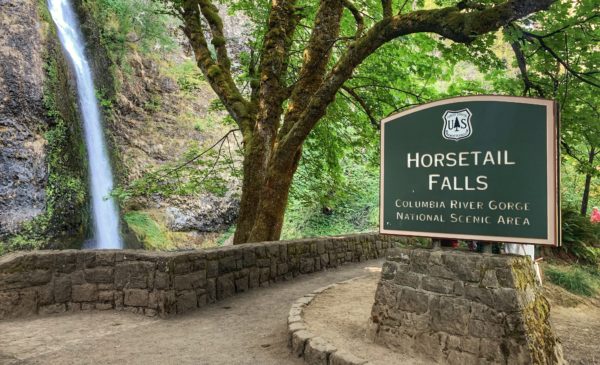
[560,208,600,264]
[124,211,170,250]
[545,264,599,297]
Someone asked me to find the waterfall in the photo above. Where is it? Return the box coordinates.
[48,0,123,249]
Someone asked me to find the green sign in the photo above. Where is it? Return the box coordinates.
[380,96,559,246]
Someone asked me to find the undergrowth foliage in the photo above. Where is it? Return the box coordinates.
[559,208,600,264]
[546,264,600,297]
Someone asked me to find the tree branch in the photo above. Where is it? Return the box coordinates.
[506,28,546,97]
[279,0,557,151]
[342,0,364,37]
[197,0,232,72]
[341,85,379,129]
[180,0,254,135]
[521,29,600,88]
[561,140,585,164]
[381,0,392,18]
[279,0,344,140]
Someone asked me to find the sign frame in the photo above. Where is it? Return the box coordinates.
[380,95,560,246]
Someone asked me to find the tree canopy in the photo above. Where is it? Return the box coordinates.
[112,0,600,244]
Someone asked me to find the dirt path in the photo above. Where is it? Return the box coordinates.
[302,274,600,365]
[0,260,384,365]
[551,306,600,365]
[303,274,429,365]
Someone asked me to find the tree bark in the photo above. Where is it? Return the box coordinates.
[580,146,596,216]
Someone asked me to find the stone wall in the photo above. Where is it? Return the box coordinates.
[368,248,565,365]
[0,234,401,320]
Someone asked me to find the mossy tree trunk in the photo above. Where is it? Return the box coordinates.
[173,0,556,244]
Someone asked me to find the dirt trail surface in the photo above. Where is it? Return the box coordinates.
[303,273,600,365]
[0,260,384,365]
[551,305,600,365]
[303,274,429,365]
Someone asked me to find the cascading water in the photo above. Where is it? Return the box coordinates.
[48,0,123,249]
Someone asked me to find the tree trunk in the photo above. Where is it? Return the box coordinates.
[233,142,302,244]
[580,147,596,216]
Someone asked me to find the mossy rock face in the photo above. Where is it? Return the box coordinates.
[370,248,566,365]
[509,259,565,364]
[1,0,89,251]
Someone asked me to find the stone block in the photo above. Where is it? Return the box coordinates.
[430,296,469,335]
[248,268,260,289]
[206,278,216,303]
[114,261,155,289]
[255,245,267,259]
[217,274,235,300]
[176,290,197,313]
[421,276,454,294]
[243,248,256,267]
[329,351,367,365]
[235,275,249,293]
[319,253,329,268]
[157,290,177,316]
[81,303,95,311]
[98,290,114,302]
[218,255,236,274]
[114,292,124,309]
[96,303,113,311]
[259,268,270,283]
[94,252,116,267]
[69,270,86,285]
[173,261,192,275]
[277,263,288,276]
[446,350,478,365]
[154,271,170,290]
[495,268,514,288]
[148,291,159,309]
[480,268,500,288]
[304,336,336,365]
[84,267,114,284]
[189,254,206,271]
[394,271,422,289]
[197,294,207,307]
[468,318,504,338]
[257,258,270,268]
[36,284,54,305]
[174,271,207,290]
[464,284,495,308]
[1,290,37,318]
[206,260,219,278]
[67,302,81,312]
[300,258,315,273]
[267,244,279,258]
[72,284,97,302]
[39,303,66,315]
[55,253,78,273]
[291,330,314,357]
[124,289,149,307]
[396,287,430,315]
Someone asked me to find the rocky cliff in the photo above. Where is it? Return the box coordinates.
[0,0,49,237]
[1,0,244,252]
[0,0,88,249]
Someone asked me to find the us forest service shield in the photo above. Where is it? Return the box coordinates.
[442,108,472,141]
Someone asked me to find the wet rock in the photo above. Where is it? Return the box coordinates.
[165,192,239,232]
[0,0,48,237]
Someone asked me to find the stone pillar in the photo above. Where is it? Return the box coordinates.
[368,248,565,365]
